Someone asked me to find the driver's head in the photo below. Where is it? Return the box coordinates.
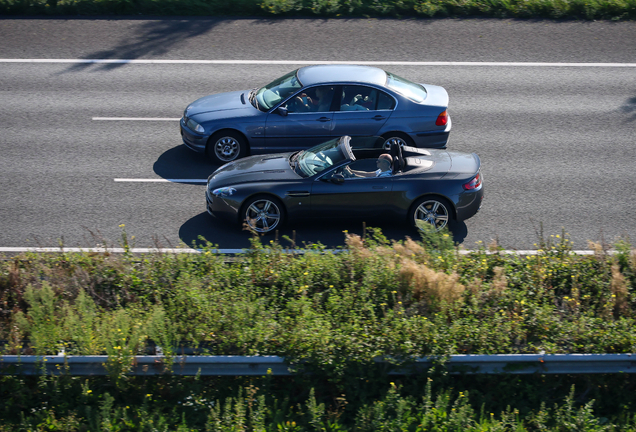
[377,153,393,171]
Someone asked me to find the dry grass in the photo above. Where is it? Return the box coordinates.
[398,258,464,307]
[610,263,629,316]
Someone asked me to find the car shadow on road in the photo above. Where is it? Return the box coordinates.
[153,144,217,182]
[621,96,636,122]
[179,212,468,251]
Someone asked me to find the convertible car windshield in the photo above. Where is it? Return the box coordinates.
[294,137,353,177]
[255,70,303,111]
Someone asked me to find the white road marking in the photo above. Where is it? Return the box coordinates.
[114,178,207,183]
[0,247,239,254]
[93,117,180,121]
[2,59,636,67]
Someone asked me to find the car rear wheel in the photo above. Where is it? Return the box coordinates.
[242,195,285,234]
[382,132,413,150]
[207,131,247,164]
[410,196,452,232]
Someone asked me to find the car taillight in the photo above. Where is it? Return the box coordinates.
[463,172,482,190]
[435,110,448,126]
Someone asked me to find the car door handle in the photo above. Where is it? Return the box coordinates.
[316,117,331,122]
[373,115,386,121]
[372,185,387,190]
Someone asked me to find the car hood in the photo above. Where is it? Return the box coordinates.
[208,153,300,186]
[185,90,252,116]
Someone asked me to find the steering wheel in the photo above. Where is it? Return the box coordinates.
[341,166,355,178]
[290,96,313,113]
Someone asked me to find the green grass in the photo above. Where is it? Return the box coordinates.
[3,228,635,361]
[1,227,636,428]
[1,0,635,20]
[2,373,636,430]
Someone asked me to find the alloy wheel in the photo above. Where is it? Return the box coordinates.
[245,199,281,233]
[383,136,409,150]
[214,136,241,162]
[414,199,449,231]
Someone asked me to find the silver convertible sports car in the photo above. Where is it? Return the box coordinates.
[205,136,482,233]
[182,65,452,165]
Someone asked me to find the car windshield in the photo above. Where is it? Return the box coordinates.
[295,137,352,178]
[255,70,303,111]
[386,72,427,103]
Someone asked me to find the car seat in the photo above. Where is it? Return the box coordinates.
[389,141,405,174]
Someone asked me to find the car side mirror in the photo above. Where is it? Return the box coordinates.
[277,106,288,117]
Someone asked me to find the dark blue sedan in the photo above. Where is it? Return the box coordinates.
[181,65,452,165]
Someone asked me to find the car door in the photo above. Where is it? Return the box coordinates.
[330,85,395,137]
[264,85,336,152]
[309,160,394,219]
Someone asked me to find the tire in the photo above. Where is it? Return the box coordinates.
[241,195,285,234]
[382,132,414,150]
[207,131,247,164]
[409,196,453,232]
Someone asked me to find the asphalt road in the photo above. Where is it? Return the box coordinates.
[1,18,635,251]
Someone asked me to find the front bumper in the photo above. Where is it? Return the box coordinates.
[180,118,207,153]
[206,188,240,223]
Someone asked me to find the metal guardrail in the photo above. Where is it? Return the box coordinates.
[0,355,291,376]
[1,354,635,376]
[428,354,636,374]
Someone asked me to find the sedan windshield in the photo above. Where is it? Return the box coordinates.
[255,70,303,111]
[386,72,427,103]
[295,137,350,177]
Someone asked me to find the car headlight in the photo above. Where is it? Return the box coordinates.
[186,118,205,134]
[212,187,237,197]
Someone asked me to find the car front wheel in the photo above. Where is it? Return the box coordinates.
[410,197,452,232]
[207,131,247,164]
[242,195,285,234]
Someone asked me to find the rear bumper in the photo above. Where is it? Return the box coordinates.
[414,115,452,149]
[414,130,450,149]
[455,186,484,222]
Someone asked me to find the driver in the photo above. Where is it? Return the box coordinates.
[295,87,333,112]
[345,154,393,178]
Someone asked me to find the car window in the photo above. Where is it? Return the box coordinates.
[282,86,335,114]
[255,70,303,110]
[338,85,395,111]
[385,72,427,103]
[338,85,377,111]
[377,91,396,110]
